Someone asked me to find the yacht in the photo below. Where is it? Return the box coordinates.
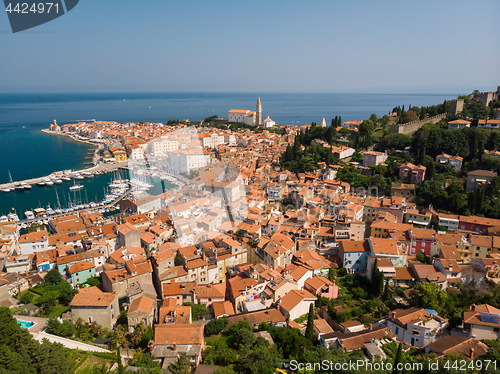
[22,183,31,190]
[0,215,8,222]
[46,206,55,215]
[69,184,84,191]
[74,174,84,180]
[37,181,45,187]
[53,178,63,184]
[25,210,35,220]
[7,212,19,222]
[61,176,71,182]
[0,187,11,193]
[14,183,24,191]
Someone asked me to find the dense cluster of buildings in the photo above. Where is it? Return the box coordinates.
[4,109,500,368]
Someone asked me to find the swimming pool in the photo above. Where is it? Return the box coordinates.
[17,319,35,329]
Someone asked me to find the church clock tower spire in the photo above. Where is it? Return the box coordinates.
[256,97,262,126]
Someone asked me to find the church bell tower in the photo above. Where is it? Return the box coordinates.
[256,97,262,126]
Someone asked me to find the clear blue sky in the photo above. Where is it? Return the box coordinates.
[1,0,499,93]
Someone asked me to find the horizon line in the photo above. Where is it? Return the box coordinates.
[0,90,466,96]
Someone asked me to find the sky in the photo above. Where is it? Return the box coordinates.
[0,0,499,94]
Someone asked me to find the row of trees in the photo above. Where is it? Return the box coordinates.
[392,101,449,124]
[0,307,73,373]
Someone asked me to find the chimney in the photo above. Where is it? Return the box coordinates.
[172,343,177,351]
[471,304,476,311]
[470,348,474,360]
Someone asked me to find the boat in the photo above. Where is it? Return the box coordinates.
[37,181,45,187]
[34,208,46,217]
[69,184,84,191]
[61,176,71,182]
[14,184,24,191]
[0,215,8,222]
[0,188,11,193]
[53,178,63,184]
[22,183,31,190]
[7,214,19,221]
[7,209,19,221]
[25,210,35,220]
[44,178,54,186]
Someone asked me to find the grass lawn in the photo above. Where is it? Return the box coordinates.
[75,356,116,373]
[50,306,69,317]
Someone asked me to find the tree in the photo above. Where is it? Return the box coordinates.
[403,110,419,123]
[87,276,102,287]
[233,324,256,351]
[117,347,125,374]
[57,280,78,305]
[416,252,428,264]
[410,282,448,314]
[46,317,75,337]
[0,307,72,374]
[392,342,403,374]
[327,267,336,282]
[205,317,229,336]
[44,268,62,286]
[18,290,34,304]
[37,294,56,314]
[382,279,392,303]
[168,353,191,374]
[371,259,384,297]
[359,120,375,136]
[242,344,280,374]
[305,303,315,343]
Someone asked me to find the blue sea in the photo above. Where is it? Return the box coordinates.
[0,92,458,216]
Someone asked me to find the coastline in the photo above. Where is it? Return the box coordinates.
[0,130,122,190]
[41,128,105,168]
[40,128,100,147]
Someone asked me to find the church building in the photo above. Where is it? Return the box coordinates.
[228,97,262,126]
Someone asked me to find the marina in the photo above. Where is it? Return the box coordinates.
[0,161,182,220]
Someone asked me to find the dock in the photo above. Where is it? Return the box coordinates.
[17,186,132,226]
[0,160,129,191]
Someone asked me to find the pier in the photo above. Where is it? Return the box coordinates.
[0,161,129,192]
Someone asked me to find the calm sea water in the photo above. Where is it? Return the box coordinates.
[0,92,458,216]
